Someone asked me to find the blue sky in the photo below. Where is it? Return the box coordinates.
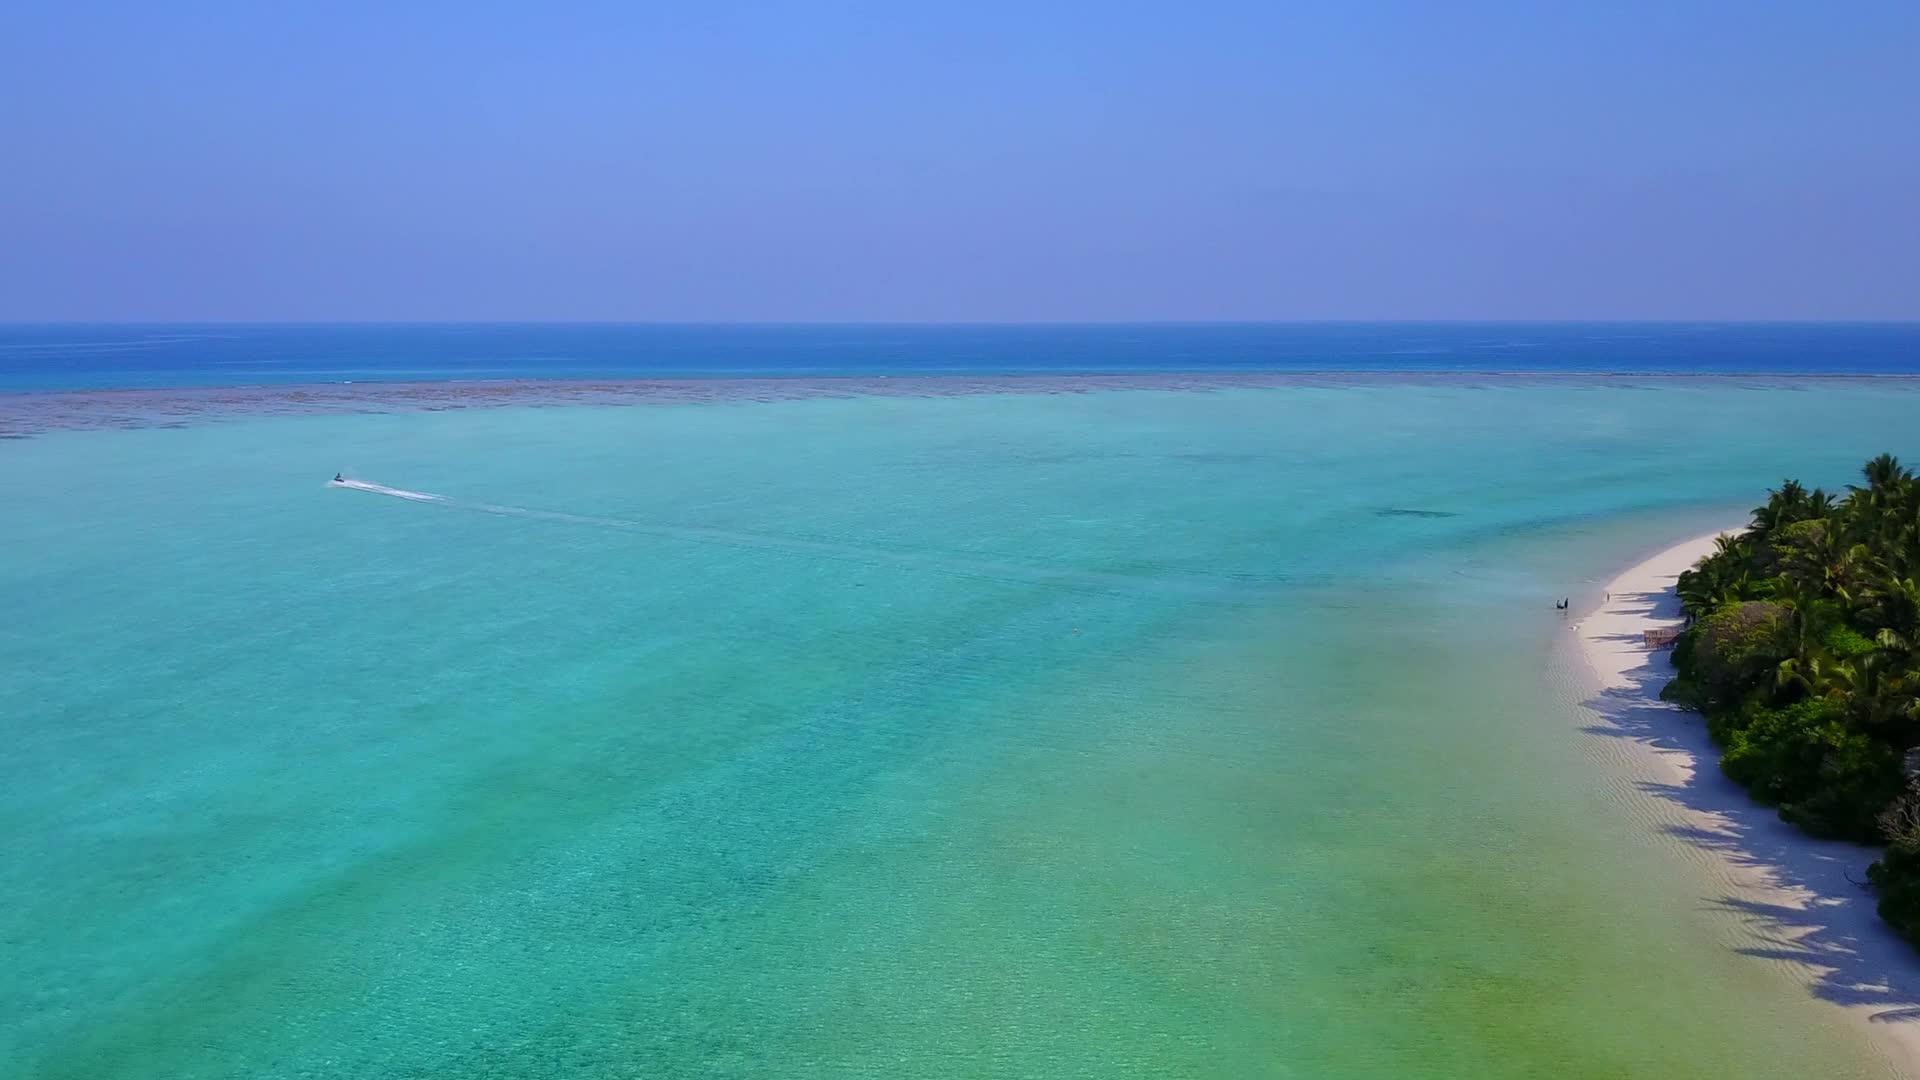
[2,1,1915,320]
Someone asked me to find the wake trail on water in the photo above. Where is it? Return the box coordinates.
[330,478,446,503]
[329,477,1281,603]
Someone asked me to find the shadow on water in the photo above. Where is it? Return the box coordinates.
[1579,586,1920,1026]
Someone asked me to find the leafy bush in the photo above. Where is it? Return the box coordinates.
[1702,698,1755,747]
[1783,737,1903,842]
[1659,675,1707,712]
[1826,625,1878,660]
[1669,627,1696,671]
[1719,699,1900,842]
[1719,700,1831,796]
[1686,601,1791,709]
[1768,518,1829,581]
[1871,835,1920,942]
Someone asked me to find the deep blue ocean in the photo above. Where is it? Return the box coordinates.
[2,322,1917,389]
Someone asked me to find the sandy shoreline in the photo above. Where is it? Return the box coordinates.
[1577,530,1920,1076]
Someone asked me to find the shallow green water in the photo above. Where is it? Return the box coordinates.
[4,379,1917,1077]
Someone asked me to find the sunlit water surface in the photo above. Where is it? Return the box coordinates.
[5,377,1918,1077]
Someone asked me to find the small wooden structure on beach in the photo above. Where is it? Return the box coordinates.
[1643,626,1682,649]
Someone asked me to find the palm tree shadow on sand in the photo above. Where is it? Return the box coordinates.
[1580,587,1920,1026]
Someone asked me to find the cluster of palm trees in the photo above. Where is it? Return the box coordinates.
[1671,455,1920,938]
[1677,453,1920,740]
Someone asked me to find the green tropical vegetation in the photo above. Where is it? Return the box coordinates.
[1662,454,1920,943]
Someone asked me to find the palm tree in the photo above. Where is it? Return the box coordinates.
[1863,453,1913,496]
[1752,480,1810,534]
[1848,455,1917,541]
[1771,575,1834,664]
[1859,575,1920,641]
[1776,655,1841,700]
[1678,558,1752,618]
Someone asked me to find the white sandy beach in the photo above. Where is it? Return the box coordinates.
[1578,531,1920,1076]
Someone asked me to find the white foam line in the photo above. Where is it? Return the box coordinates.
[329,477,1272,601]
[329,478,446,502]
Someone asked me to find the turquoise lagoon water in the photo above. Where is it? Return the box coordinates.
[4,377,1919,1077]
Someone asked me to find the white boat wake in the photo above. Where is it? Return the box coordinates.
[327,475,1279,601]
[329,478,445,502]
